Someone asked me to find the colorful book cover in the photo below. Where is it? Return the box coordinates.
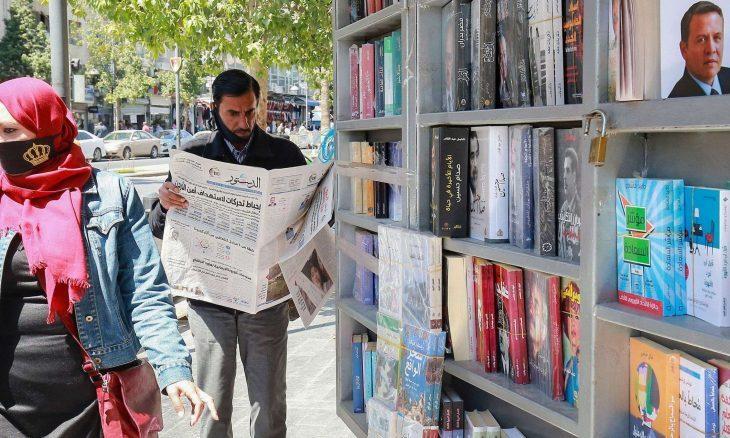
[353,229,375,305]
[474,258,487,366]
[524,269,564,400]
[629,337,680,438]
[556,128,581,262]
[678,352,719,438]
[393,29,403,115]
[508,125,533,249]
[376,312,402,409]
[685,186,730,327]
[471,0,498,110]
[360,43,376,119]
[469,126,510,242]
[673,180,687,315]
[362,142,376,216]
[375,38,386,118]
[349,45,361,119]
[561,279,580,406]
[444,388,465,438]
[508,266,529,385]
[364,341,377,403]
[353,334,365,413]
[562,0,582,104]
[384,35,394,116]
[532,127,556,257]
[483,263,497,373]
[616,178,677,316]
[497,0,532,107]
[708,358,730,438]
[494,264,512,378]
[527,0,555,106]
[431,126,470,238]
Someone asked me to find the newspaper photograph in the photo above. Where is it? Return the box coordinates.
[160,151,335,319]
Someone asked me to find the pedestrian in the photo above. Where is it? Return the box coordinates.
[0,78,218,436]
[150,69,306,438]
[142,121,152,133]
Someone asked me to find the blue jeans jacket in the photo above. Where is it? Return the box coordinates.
[0,169,192,391]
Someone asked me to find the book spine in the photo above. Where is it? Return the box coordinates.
[668,352,681,438]
[527,0,553,106]
[533,127,556,256]
[511,269,529,384]
[443,2,456,112]
[551,0,565,105]
[515,0,532,106]
[455,0,472,111]
[707,367,720,437]
[366,0,376,16]
[350,46,361,119]
[432,126,470,237]
[483,264,496,373]
[509,126,534,249]
[361,44,376,119]
[375,38,385,118]
[384,35,394,116]
[674,180,687,315]
[472,0,497,109]
[350,0,363,23]
[475,262,486,365]
[563,0,583,104]
[442,396,453,437]
[466,256,478,361]
[364,346,374,402]
[556,128,581,263]
[352,335,365,413]
[375,0,383,12]
[487,127,509,242]
[471,0,481,111]
[351,142,364,214]
[392,29,403,115]
[724,193,730,326]
[548,276,564,399]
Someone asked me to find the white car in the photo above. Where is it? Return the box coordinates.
[103,130,162,160]
[76,130,107,162]
[157,130,193,155]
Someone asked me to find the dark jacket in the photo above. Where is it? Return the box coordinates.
[668,67,730,98]
[149,125,306,239]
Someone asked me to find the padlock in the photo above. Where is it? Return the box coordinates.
[584,110,608,167]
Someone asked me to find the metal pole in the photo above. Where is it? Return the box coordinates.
[49,0,70,106]
[111,60,118,131]
[175,46,182,150]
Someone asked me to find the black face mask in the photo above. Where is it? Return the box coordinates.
[212,107,253,147]
[0,136,58,175]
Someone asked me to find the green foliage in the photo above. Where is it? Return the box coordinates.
[0,0,51,81]
[156,55,209,105]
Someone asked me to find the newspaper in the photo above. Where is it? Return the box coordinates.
[160,151,335,325]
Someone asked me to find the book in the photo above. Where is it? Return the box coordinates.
[497,0,532,107]
[349,45,361,119]
[445,254,471,361]
[550,0,565,105]
[351,141,364,214]
[556,128,581,263]
[445,388,465,438]
[431,126,470,238]
[465,255,478,361]
[465,410,488,437]
[366,0,375,16]
[471,0,498,110]
[368,397,398,437]
[673,180,687,315]
[479,409,501,438]
[473,258,489,366]
[508,125,534,249]
[392,29,403,116]
[678,352,719,437]
[616,178,678,316]
[685,186,730,327]
[353,334,365,413]
[532,127,556,257]
[494,263,529,384]
[362,142,376,216]
[350,0,365,23]
[561,279,580,406]
[629,337,680,438]
[469,126,510,242]
[375,312,401,409]
[377,225,404,320]
[375,38,386,118]
[353,229,375,305]
[364,341,377,403]
[401,231,443,332]
[441,391,454,438]
[524,269,564,400]
[708,358,730,438]
[360,43,376,119]
[384,35,395,116]
[482,262,498,373]
[500,429,525,438]
[562,0,583,104]
[442,0,472,112]
[528,0,555,106]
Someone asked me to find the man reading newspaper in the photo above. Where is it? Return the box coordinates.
[149,69,319,438]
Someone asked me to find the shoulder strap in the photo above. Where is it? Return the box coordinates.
[57,312,105,388]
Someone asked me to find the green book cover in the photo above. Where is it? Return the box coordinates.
[392,29,402,115]
[384,35,394,116]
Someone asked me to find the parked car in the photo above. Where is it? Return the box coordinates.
[103,130,162,159]
[185,130,214,149]
[157,129,193,155]
[76,129,106,162]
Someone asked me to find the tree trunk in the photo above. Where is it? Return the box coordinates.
[249,60,269,131]
[114,99,121,130]
[320,78,330,133]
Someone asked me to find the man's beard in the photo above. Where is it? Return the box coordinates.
[213,108,252,147]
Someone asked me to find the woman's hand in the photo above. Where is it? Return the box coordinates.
[165,380,219,426]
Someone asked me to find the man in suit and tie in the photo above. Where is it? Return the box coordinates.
[670,1,730,98]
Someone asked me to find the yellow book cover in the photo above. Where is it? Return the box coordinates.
[350,142,364,214]
[360,142,375,216]
[630,337,680,438]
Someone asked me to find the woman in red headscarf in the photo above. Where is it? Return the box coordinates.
[0,78,217,436]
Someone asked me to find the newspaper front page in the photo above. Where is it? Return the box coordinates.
[161,151,335,325]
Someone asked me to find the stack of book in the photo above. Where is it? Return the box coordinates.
[630,337,728,437]
[348,0,398,24]
[349,30,403,120]
[350,140,404,221]
[441,0,584,112]
[616,179,730,327]
[431,125,582,263]
[440,388,529,437]
[352,333,378,413]
[444,254,580,405]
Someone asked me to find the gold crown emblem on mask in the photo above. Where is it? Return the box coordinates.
[22,143,51,166]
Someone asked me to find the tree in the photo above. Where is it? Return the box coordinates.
[73,0,334,131]
[83,18,154,128]
[0,0,51,81]
[156,53,214,129]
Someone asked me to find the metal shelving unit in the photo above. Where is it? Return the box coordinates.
[333,0,730,436]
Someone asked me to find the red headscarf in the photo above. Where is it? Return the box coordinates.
[0,77,92,322]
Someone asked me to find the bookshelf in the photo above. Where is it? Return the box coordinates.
[334,0,730,437]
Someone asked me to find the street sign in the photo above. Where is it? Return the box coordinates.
[170,56,183,73]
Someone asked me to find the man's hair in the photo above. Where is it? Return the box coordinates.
[682,1,724,43]
[212,69,260,103]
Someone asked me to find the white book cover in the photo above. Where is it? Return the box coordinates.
[551,0,565,105]
[469,126,509,242]
[679,353,719,438]
[446,254,471,361]
[465,255,478,361]
[528,0,555,106]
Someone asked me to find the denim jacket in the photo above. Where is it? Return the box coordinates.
[0,169,192,391]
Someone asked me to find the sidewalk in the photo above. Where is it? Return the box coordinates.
[159,297,354,438]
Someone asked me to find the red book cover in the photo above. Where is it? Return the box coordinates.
[375,0,383,12]
[474,258,487,366]
[508,267,529,384]
[349,45,360,120]
[484,264,497,373]
[366,0,376,15]
[547,276,565,399]
[359,44,375,119]
[494,265,512,378]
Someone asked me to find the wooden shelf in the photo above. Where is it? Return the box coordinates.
[336,116,405,132]
[339,297,378,333]
[443,238,580,279]
[600,97,730,133]
[336,209,404,233]
[595,302,730,356]
[335,2,404,42]
[336,400,367,438]
[417,104,587,127]
[444,360,579,436]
